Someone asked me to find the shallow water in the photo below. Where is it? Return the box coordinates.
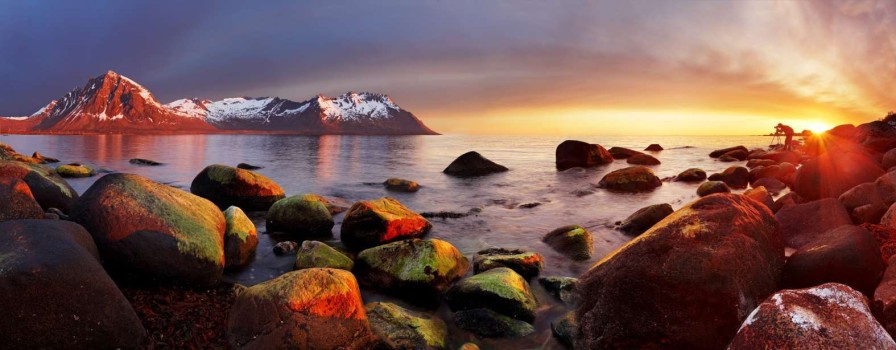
[1,133,777,349]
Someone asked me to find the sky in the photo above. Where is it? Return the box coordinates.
[0,0,894,135]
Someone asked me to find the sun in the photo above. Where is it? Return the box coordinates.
[805,121,833,134]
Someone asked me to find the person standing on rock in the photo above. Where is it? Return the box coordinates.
[776,123,794,150]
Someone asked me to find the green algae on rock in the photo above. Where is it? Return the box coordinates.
[445,267,538,323]
[265,194,334,238]
[366,302,448,350]
[295,240,354,271]
[384,178,421,192]
[355,239,469,301]
[452,308,535,338]
[472,248,544,279]
[223,206,258,269]
[0,160,78,213]
[341,197,432,251]
[55,163,96,178]
[542,225,594,261]
[190,164,285,211]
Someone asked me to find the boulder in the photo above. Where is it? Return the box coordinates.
[877,171,896,205]
[794,151,884,200]
[236,163,263,170]
[598,166,662,192]
[190,164,285,211]
[265,194,334,238]
[752,177,786,195]
[340,197,432,251]
[354,239,469,300]
[384,178,420,192]
[697,180,730,197]
[556,140,613,170]
[0,160,78,213]
[748,164,792,185]
[728,283,896,349]
[718,154,739,162]
[443,151,508,177]
[32,151,59,163]
[783,225,884,295]
[472,248,544,279]
[776,198,852,248]
[294,240,354,271]
[708,166,749,189]
[607,146,642,159]
[744,186,775,210]
[223,206,258,269]
[538,276,578,305]
[675,167,707,182]
[273,241,299,255]
[856,120,896,153]
[879,203,896,231]
[73,173,226,286]
[576,193,784,350]
[755,150,802,164]
[626,153,660,165]
[452,308,534,338]
[721,149,748,161]
[709,145,748,158]
[366,302,447,350]
[874,261,896,337]
[0,220,146,349]
[551,312,577,348]
[55,163,95,178]
[746,159,776,168]
[862,223,896,263]
[0,177,44,222]
[446,267,537,323]
[226,268,375,350]
[617,203,674,236]
[644,144,663,152]
[542,225,593,261]
[884,148,896,170]
[840,182,888,224]
[129,158,162,166]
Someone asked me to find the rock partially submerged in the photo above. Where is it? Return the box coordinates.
[538,276,578,305]
[607,146,642,159]
[542,225,593,261]
[384,178,421,192]
[32,151,59,163]
[446,267,538,323]
[236,162,263,170]
[675,167,707,182]
[55,163,95,178]
[190,164,285,211]
[556,140,613,170]
[709,145,748,158]
[443,151,508,177]
[223,206,257,269]
[472,248,544,279]
[265,194,334,238]
[598,166,662,192]
[626,153,660,165]
[453,308,534,338]
[617,203,673,236]
[644,144,663,152]
[129,158,163,166]
[294,240,354,271]
[341,197,432,251]
[708,166,749,189]
[355,239,469,301]
[366,302,447,350]
[697,180,730,197]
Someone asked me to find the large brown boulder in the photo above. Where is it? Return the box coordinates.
[782,225,884,295]
[856,120,896,153]
[840,182,889,224]
[265,194,334,238]
[0,220,146,349]
[709,145,748,158]
[617,203,674,236]
[340,197,432,251]
[0,177,44,222]
[607,146,642,159]
[626,153,660,166]
[190,164,285,211]
[575,194,784,350]
[443,151,508,177]
[708,166,749,189]
[729,283,896,349]
[556,140,613,170]
[74,173,226,286]
[794,151,885,200]
[775,198,852,248]
[753,177,786,195]
[874,261,896,337]
[354,239,469,302]
[0,160,78,213]
[598,166,661,192]
[226,268,375,350]
[753,150,801,164]
[674,168,707,182]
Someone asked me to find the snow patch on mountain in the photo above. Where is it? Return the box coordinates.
[166,98,210,119]
[205,97,276,122]
[318,92,399,122]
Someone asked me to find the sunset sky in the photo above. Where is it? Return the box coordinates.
[1,0,894,135]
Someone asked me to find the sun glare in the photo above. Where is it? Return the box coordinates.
[805,121,833,134]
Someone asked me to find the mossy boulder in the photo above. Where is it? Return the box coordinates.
[675,168,707,182]
[446,267,538,323]
[443,151,508,177]
[223,206,258,269]
[0,177,44,222]
[0,160,78,213]
[384,178,421,192]
[366,302,448,350]
[538,276,578,305]
[355,239,469,301]
[697,180,730,197]
[226,268,375,350]
[265,194,334,238]
[73,173,226,286]
[551,312,577,348]
[618,203,674,236]
[55,163,95,178]
[295,240,354,271]
[341,197,432,251]
[542,225,593,261]
[452,308,534,338]
[598,166,662,192]
[190,164,285,211]
[0,220,146,349]
[473,248,544,280]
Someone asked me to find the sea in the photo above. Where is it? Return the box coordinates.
[0,134,780,349]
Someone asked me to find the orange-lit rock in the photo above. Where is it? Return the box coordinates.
[190,164,285,211]
[0,177,44,222]
[340,197,431,251]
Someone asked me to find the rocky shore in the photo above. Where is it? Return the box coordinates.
[4,117,896,349]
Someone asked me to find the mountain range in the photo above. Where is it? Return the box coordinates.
[0,71,437,135]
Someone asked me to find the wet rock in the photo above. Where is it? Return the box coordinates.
[31,151,59,163]
[305,193,350,215]
[576,193,784,350]
[458,343,479,350]
[697,180,730,197]
[746,158,776,168]
[273,241,298,255]
[753,177,786,195]
[366,302,447,350]
[783,225,884,295]
[598,166,662,192]
[443,151,508,177]
[675,167,707,182]
[718,154,740,162]
[190,164,285,211]
[626,153,660,165]
[421,209,477,219]
[538,276,578,305]
[0,220,146,349]
[728,283,895,349]
[556,140,613,170]
[129,158,162,166]
[517,202,541,209]
[295,240,354,271]
[744,186,775,210]
[755,150,802,164]
[55,163,95,178]
[773,192,801,213]
[452,308,534,338]
[708,166,749,189]
[265,194,334,238]
[384,178,420,192]
[236,162,263,170]
[0,177,44,222]
[874,260,896,336]
[446,267,537,323]
[776,198,852,248]
[73,173,226,286]
[223,206,257,269]
[721,149,748,161]
[542,225,593,261]
[551,312,577,348]
[473,248,544,279]
[794,151,884,200]
[644,144,663,152]
[341,197,432,251]
[607,146,642,159]
[617,203,674,236]
[226,268,375,350]
[709,145,748,158]
[355,239,469,300]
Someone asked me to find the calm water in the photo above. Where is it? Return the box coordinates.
[1,134,776,349]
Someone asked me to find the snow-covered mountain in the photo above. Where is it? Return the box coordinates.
[2,71,437,135]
